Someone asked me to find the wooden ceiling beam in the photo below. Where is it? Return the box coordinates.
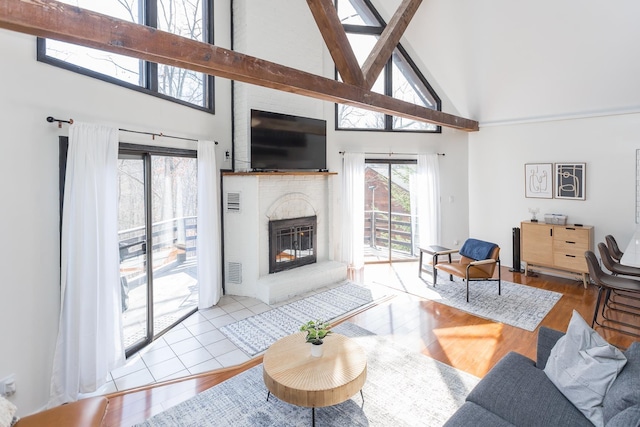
[361,0,423,90]
[306,0,365,87]
[0,0,478,132]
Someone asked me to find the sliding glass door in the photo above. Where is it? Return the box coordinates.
[364,160,418,263]
[118,148,198,356]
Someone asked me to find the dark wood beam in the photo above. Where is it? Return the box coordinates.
[306,0,365,87]
[361,0,423,90]
[0,0,478,131]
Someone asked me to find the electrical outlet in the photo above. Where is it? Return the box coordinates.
[0,374,16,397]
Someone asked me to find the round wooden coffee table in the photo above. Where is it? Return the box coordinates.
[263,332,367,425]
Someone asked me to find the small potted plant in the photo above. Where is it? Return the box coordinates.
[300,320,332,357]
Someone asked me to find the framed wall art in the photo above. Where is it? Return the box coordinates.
[555,163,586,200]
[525,163,553,198]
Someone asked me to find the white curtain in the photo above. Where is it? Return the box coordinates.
[341,152,365,272]
[49,122,124,407]
[197,140,221,309]
[417,154,441,247]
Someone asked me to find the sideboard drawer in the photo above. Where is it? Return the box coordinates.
[554,227,590,246]
[553,239,589,254]
[553,251,588,272]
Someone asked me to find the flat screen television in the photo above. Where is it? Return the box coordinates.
[250,109,327,171]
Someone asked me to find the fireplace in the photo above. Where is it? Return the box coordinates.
[223,173,346,304]
[269,216,317,273]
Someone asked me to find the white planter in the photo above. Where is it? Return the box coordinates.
[310,343,324,357]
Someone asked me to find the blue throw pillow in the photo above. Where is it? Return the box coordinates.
[459,238,496,260]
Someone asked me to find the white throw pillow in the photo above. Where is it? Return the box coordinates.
[544,310,627,427]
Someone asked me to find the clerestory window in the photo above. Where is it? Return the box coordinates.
[335,0,441,132]
[37,0,214,113]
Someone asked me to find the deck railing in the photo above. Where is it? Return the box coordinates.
[118,216,197,281]
[364,210,416,256]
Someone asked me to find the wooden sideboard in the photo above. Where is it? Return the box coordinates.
[521,221,594,288]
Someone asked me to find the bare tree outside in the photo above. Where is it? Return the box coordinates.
[157,0,206,106]
[117,155,198,351]
[44,0,207,108]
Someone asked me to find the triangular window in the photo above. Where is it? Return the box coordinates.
[335,0,441,132]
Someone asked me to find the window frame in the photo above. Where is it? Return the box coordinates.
[37,0,215,114]
[335,0,442,133]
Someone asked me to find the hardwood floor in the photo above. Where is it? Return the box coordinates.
[103,262,637,426]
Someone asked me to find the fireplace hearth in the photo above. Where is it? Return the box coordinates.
[269,216,317,273]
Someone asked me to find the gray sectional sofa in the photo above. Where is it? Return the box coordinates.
[444,327,640,427]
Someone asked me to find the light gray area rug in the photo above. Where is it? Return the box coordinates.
[377,270,562,331]
[136,322,479,427]
[220,282,379,357]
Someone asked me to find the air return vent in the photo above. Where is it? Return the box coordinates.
[227,192,240,212]
[227,262,242,284]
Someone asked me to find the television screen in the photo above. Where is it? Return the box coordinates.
[250,109,327,171]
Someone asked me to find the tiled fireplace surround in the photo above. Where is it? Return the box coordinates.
[222,173,347,304]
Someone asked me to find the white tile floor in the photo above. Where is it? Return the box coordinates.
[83,283,365,397]
[82,292,276,397]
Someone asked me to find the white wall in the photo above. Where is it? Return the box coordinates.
[469,114,640,269]
[0,0,232,414]
[401,0,640,125]
[232,0,326,171]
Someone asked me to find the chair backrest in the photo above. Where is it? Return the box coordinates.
[585,250,607,286]
[598,242,619,274]
[460,245,500,277]
[605,235,624,262]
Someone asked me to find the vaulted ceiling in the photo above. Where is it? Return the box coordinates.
[3,0,638,129]
[387,0,640,125]
[0,0,479,131]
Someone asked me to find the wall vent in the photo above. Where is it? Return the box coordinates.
[227,262,242,284]
[227,192,241,212]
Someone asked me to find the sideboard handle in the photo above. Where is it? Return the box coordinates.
[565,254,576,258]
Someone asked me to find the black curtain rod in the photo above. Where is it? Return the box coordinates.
[119,128,202,143]
[46,116,212,144]
[46,116,73,128]
[339,151,444,156]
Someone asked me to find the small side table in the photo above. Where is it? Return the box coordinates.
[419,245,456,283]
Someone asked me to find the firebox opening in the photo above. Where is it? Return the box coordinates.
[269,215,317,274]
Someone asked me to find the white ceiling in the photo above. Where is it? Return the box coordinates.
[374,0,640,125]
